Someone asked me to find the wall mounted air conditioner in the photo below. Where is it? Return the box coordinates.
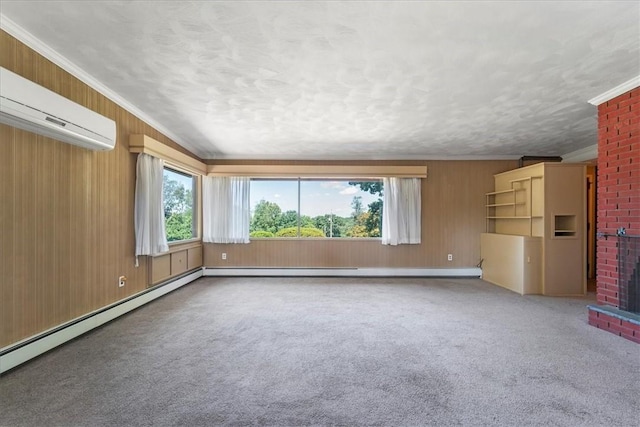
[0,67,116,150]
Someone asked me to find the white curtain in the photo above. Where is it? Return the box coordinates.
[134,153,169,259]
[382,178,421,245]
[203,176,250,244]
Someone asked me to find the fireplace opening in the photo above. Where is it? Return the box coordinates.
[618,234,640,314]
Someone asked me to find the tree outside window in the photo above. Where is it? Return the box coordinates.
[249,179,382,239]
[163,168,196,242]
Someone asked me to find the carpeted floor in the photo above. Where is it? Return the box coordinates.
[1,277,638,426]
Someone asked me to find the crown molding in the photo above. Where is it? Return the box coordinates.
[0,14,194,155]
[206,164,428,178]
[206,153,522,161]
[588,75,640,106]
[561,144,597,163]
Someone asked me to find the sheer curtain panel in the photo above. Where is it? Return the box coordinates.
[134,153,169,260]
[382,178,421,245]
[203,176,250,244]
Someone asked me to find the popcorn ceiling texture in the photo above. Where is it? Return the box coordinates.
[2,1,639,159]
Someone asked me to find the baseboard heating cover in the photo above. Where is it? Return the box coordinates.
[0,269,203,374]
[203,267,482,278]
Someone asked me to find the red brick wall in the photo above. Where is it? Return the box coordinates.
[596,87,640,307]
[589,310,640,343]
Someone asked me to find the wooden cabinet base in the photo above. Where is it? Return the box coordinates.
[481,233,542,295]
[148,243,203,286]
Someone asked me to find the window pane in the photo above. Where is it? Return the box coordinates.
[249,179,383,239]
[250,180,299,238]
[300,180,383,238]
[163,168,196,242]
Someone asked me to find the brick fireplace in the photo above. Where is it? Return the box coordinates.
[588,86,640,343]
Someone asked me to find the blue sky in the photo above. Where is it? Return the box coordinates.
[250,180,381,218]
[164,168,194,190]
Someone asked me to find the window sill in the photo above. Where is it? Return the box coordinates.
[167,238,202,252]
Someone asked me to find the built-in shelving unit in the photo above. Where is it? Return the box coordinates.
[485,175,543,237]
[481,163,586,296]
[553,215,577,237]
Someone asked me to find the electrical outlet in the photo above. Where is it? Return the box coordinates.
[447,254,453,261]
[118,275,127,287]
[222,253,227,260]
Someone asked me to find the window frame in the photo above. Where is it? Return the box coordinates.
[163,165,200,246]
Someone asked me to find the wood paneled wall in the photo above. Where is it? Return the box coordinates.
[0,31,201,348]
[204,160,518,268]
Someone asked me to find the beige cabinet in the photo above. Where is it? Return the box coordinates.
[148,243,203,286]
[482,163,586,295]
[481,233,542,295]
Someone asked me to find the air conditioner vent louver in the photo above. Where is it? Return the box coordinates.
[45,116,66,127]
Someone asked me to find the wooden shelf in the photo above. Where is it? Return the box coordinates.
[509,175,543,183]
[487,216,532,219]
[486,189,516,196]
[486,203,515,207]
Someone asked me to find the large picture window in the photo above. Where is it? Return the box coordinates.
[249,179,383,238]
[163,168,197,242]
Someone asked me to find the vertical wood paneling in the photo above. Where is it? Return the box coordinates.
[14,130,38,341]
[0,126,15,346]
[54,142,72,324]
[69,148,91,319]
[36,136,56,332]
[0,30,202,347]
[203,160,518,269]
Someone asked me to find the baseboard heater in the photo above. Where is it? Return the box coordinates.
[0,269,203,374]
[203,267,482,278]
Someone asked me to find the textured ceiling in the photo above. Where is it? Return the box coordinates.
[1,1,639,160]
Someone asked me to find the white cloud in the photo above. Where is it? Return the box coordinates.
[274,193,281,198]
[339,187,358,195]
[320,181,345,190]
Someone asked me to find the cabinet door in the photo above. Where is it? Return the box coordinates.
[171,250,188,276]
[150,254,171,285]
[187,246,203,269]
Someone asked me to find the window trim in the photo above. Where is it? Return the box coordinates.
[129,134,205,245]
[208,164,427,178]
[163,166,200,244]
[130,134,206,175]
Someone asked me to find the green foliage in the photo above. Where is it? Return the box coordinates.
[165,211,193,242]
[365,199,382,237]
[163,175,193,217]
[249,181,384,238]
[346,224,368,237]
[250,200,282,234]
[279,210,298,229]
[312,214,350,237]
[275,227,325,238]
[250,230,275,238]
[300,215,315,228]
[163,174,194,242]
[349,181,383,196]
[348,182,383,237]
[351,196,363,218]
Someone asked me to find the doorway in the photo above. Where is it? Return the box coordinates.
[586,164,597,291]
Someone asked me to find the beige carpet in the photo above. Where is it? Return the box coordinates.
[1,277,638,426]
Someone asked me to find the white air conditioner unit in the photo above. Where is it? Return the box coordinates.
[0,67,116,150]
